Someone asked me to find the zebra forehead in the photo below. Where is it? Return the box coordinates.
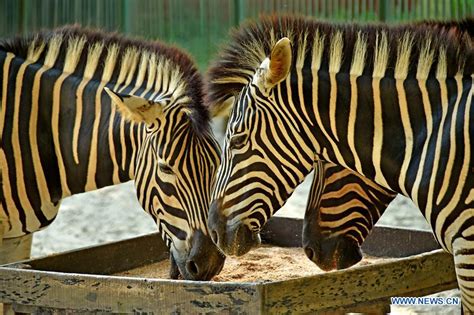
[206,15,474,109]
[0,25,210,134]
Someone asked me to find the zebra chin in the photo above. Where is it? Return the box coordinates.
[168,230,226,281]
[303,235,363,271]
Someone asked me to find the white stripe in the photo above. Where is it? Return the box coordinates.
[13,60,41,231]
[411,78,435,212]
[436,75,464,205]
[329,73,339,141]
[396,79,412,196]
[51,73,72,197]
[372,77,390,189]
[347,75,363,174]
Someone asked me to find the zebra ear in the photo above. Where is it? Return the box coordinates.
[105,87,165,124]
[263,37,292,88]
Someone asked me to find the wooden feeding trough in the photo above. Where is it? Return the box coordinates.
[0,217,457,314]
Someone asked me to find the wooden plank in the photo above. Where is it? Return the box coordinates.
[261,249,457,313]
[16,233,169,275]
[0,268,262,313]
[361,225,439,257]
[0,217,456,313]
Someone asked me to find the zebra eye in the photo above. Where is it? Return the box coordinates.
[159,163,174,175]
[229,134,247,150]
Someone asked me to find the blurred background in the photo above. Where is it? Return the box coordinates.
[0,0,473,257]
[2,0,474,70]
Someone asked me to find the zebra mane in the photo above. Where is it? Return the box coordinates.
[205,15,474,112]
[0,25,210,133]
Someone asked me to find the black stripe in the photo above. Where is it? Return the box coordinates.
[37,67,63,204]
[379,76,404,192]
[334,73,355,169]
[3,58,29,233]
[354,75,375,179]
[20,62,50,227]
[59,74,87,194]
[403,78,426,198]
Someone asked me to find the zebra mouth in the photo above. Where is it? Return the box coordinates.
[220,222,262,257]
[169,252,183,280]
[304,235,362,271]
[168,231,227,281]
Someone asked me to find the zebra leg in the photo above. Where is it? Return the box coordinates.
[0,234,33,265]
[453,234,474,313]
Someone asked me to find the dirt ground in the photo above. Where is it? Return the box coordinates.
[30,120,459,313]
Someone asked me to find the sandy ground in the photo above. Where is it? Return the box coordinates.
[29,119,459,313]
[117,245,387,282]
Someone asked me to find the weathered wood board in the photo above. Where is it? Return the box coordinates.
[0,217,458,314]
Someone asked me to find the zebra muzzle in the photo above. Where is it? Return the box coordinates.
[303,235,362,271]
[170,229,226,281]
[208,199,261,256]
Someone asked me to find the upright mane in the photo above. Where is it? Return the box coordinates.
[206,15,474,112]
[0,25,210,132]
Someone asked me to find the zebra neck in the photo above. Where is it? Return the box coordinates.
[61,79,142,197]
[34,63,141,199]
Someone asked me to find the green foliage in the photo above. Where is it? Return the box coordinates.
[1,0,473,71]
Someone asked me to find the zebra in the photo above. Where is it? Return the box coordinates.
[0,26,225,280]
[210,19,473,273]
[206,16,474,309]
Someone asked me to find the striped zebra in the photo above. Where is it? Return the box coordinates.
[0,26,225,280]
[206,16,474,309]
[211,19,472,272]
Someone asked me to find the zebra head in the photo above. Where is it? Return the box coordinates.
[208,38,314,256]
[106,88,224,280]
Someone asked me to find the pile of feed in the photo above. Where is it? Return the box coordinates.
[117,245,387,282]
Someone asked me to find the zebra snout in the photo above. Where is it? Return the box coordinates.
[184,229,226,281]
[303,235,362,271]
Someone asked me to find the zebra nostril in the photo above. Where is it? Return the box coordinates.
[187,260,199,276]
[210,230,219,245]
[304,246,315,261]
